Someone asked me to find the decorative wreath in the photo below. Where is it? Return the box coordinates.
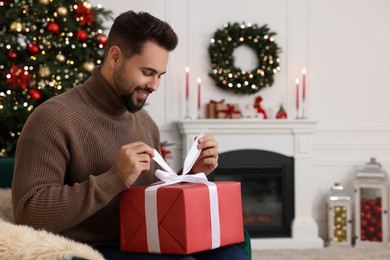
[208,22,282,94]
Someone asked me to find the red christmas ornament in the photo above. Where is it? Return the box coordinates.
[276,104,287,119]
[27,43,40,54]
[46,22,60,34]
[5,65,31,90]
[97,33,107,46]
[28,89,42,100]
[8,51,17,59]
[361,219,367,227]
[368,226,376,234]
[74,2,95,26]
[76,29,88,41]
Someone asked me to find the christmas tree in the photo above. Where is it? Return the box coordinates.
[0,0,113,157]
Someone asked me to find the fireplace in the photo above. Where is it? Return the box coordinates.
[208,149,294,238]
[177,119,323,249]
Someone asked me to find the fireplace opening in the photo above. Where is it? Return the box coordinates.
[208,149,294,238]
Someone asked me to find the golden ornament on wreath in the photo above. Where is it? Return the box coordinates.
[216,103,242,119]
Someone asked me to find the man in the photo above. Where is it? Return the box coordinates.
[12,11,246,259]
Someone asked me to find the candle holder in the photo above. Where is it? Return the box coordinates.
[197,107,202,119]
[184,96,192,120]
[295,105,300,119]
[301,99,307,119]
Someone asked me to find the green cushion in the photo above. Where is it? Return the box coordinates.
[236,228,252,260]
[0,158,14,188]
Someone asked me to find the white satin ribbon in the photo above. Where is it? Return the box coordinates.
[145,132,221,253]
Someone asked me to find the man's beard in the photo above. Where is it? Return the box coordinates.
[113,63,146,113]
[121,92,146,113]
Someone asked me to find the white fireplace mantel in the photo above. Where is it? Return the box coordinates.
[177,119,324,249]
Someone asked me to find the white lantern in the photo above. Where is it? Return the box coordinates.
[327,183,352,246]
[354,158,388,246]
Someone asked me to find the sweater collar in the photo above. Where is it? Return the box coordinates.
[83,66,128,117]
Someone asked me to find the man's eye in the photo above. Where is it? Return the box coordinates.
[143,70,154,76]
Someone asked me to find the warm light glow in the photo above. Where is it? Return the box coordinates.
[185,66,189,73]
[302,68,306,74]
[197,77,201,84]
[295,78,299,84]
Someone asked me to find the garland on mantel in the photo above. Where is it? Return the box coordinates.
[208,22,282,94]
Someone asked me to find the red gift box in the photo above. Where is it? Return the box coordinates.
[120,181,244,254]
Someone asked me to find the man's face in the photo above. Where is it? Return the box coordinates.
[113,41,169,113]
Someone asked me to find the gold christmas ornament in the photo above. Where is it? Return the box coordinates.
[10,21,25,33]
[57,6,68,16]
[56,53,65,62]
[38,0,50,5]
[38,65,51,78]
[82,61,95,72]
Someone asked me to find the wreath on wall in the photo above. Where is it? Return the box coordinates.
[208,22,282,94]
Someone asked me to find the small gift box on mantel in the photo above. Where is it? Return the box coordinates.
[205,99,225,119]
[216,103,242,119]
[120,133,244,255]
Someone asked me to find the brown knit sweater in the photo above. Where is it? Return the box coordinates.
[12,67,160,247]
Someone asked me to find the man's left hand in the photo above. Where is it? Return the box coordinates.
[191,135,219,175]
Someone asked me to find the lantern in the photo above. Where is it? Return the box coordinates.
[327,183,352,246]
[354,158,388,245]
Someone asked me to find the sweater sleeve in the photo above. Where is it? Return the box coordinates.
[11,101,129,233]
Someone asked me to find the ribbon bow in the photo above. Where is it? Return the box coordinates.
[210,99,225,104]
[217,104,241,118]
[145,132,221,253]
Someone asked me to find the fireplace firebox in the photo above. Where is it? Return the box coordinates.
[208,149,294,238]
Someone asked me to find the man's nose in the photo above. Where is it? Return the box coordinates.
[149,76,160,91]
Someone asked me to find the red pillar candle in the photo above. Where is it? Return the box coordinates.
[295,78,300,110]
[302,68,306,101]
[197,77,201,109]
[185,66,190,98]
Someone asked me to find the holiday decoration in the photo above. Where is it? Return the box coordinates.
[216,103,242,119]
[205,99,225,119]
[326,183,352,246]
[0,0,112,157]
[159,141,173,162]
[276,104,287,119]
[208,22,282,94]
[354,158,388,245]
[253,96,267,119]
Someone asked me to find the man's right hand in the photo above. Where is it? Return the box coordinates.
[115,142,154,186]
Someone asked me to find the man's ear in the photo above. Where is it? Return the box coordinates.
[107,46,122,67]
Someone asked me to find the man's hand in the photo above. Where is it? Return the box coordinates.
[115,142,154,186]
[191,135,219,175]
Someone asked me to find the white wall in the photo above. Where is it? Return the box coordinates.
[91,0,390,239]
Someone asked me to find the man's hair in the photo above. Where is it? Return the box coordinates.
[105,10,178,58]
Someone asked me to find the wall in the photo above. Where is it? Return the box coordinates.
[91,0,390,239]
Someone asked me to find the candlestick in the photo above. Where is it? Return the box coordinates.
[302,68,306,101]
[197,77,201,119]
[184,66,191,119]
[301,68,307,119]
[185,66,189,98]
[295,78,300,119]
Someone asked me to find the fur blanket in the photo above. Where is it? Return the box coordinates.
[0,188,105,260]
